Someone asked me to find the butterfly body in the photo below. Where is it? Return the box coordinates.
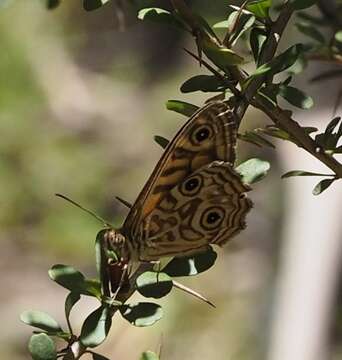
[110,101,252,262]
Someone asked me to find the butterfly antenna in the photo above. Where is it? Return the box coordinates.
[55,193,113,228]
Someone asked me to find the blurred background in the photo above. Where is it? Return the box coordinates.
[0,1,341,359]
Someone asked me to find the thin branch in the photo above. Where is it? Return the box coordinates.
[252,96,342,178]
[235,3,294,119]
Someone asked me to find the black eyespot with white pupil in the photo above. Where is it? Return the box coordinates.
[195,128,210,142]
[180,175,203,196]
[191,125,213,145]
[206,211,221,224]
[200,207,225,230]
[185,178,199,191]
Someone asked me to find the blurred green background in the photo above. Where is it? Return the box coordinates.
[1,1,341,360]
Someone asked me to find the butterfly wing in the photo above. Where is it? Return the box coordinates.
[120,101,249,260]
[134,161,252,260]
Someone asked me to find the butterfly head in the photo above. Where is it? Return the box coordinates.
[103,228,130,263]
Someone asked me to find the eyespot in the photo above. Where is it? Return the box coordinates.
[180,175,203,196]
[200,207,225,230]
[190,125,213,145]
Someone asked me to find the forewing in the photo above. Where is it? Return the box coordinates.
[122,101,238,242]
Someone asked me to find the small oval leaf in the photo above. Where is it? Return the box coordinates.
[83,0,110,11]
[28,333,57,360]
[136,271,173,298]
[154,135,169,149]
[180,75,225,93]
[278,85,314,109]
[235,158,270,184]
[48,264,85,292]
[119,302,163,327]
[80,306,112,348]
[65,292,81,323]
[20,311,62,333]
[163,247,217,277]
[282,170,334,178]
[312,178,335,195]
[140,351,160,360]
[166,100,199,117]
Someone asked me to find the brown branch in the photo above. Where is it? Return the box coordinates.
[252,96,342,178]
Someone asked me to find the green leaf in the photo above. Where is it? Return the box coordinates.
[335,31,342,43]
[82,278,102,298]
[28,333,57,360]
[136,271,173,298]
[154,135,169,149]
[312,178,335,195]
[140,351,160,360]
[235,158,270,184]
[230,13,256,46]
[278,85,314,109]
[180,75,225,93]
[83,0,110,11]
[246,0,271,18]
[296,22,325,43]
[163,246,217,277]
[48,264,85,291]
[247,44,304,85]
[119,302,163,327]
[65,292,81,325]
[325,117,341,136]
[282,170,334,178]
[48,264,101,298]
[20,311,62,333]
[138,7,185,29]
[80,306,112,347]
[46,0,60,9]
[250,27,267,63]
[290,0,318,10]
[166,100,199,117]
[201,37,244,69]
[92,353,111,360]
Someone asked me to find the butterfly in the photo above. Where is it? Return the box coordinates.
[106,101,252,262]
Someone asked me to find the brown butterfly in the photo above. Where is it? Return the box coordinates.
[106,101,252,262]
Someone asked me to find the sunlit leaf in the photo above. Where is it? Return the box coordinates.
[28,333,57,360]
[166,100,199,117]
[120,302,163,327]
[20,311,62,333]
[335,31,342,43]
[201,37,244,68]
[163,246,217,277]
[136,271,173,298]
[48,264,85,291]
[246,0,271,18]
[312,178,335,195]
[140,351,160,360]
[236,158,270,184]
[80,306,112,347]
